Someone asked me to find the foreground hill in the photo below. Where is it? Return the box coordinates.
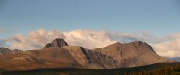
[0,38,175,70]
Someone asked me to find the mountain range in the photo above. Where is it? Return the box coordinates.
[0,38,175,70]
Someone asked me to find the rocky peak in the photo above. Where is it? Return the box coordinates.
[11,49,23,54]
[0,48,23,55]
[52,38,69,47]
[44,43,53,48]
[44,38,69,48]
[130,41,144,45]
[0,48,11,55]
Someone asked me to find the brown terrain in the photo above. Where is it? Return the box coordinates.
[0,38,175,70]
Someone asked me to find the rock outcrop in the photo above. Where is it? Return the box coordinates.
[44,38,69,48]
[0,48,23,55]
[11,49,23,54]
[0,48,11,55]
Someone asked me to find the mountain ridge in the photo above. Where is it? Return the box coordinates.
[0,38,176,70]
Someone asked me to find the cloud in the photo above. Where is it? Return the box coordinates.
[8,29,65,50]
[152,33,180,58]
[6,29,180,58]
[7,29,155,50]
[8,29,116,50]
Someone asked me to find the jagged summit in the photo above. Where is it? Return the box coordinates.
[44,38,69,48]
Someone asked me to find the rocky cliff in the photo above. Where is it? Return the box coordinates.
[44,38,69,48]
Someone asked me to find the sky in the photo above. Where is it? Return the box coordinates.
[0,0,180,59]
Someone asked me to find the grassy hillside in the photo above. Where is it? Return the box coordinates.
[0,63,180,75]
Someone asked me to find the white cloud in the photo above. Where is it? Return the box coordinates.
[8,29,116,50]
[152,33,180,58]
[8,29,65,50]
[6,29,180,58]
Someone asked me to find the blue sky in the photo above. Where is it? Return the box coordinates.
[0,0,180,39]
[1,0,180,59]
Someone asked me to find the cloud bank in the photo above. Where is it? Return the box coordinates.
[6,29,180,58]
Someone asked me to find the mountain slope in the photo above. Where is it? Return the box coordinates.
[0,47,83,70]
[92,41,174,68]
[0,38,175,70]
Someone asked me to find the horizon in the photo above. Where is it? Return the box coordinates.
[0,0,180,61]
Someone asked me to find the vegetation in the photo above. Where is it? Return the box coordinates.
[0,63,180,75]
[126,65,180,75]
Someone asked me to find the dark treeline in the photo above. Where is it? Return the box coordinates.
[125,65,180,75]
[1,63,180,75]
